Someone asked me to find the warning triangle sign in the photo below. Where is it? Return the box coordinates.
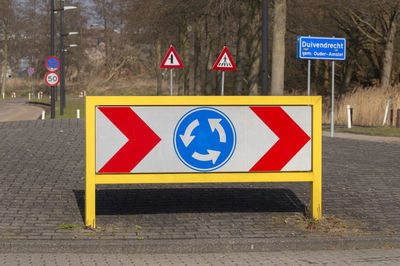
[160,45,184,68]
[212,46,237,71]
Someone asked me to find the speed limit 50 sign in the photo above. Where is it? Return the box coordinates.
[45,72,60,87]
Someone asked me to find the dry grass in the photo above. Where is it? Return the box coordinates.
[323,86,400,126]
[6,76,400,127]
[2,74,159,98]
[3,78,47,97]
[84,74,158,96]
[272,213,368,237]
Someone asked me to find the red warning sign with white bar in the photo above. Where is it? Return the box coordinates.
[212,46,237,71]
[160,45,184,68]
[96,106,311,174]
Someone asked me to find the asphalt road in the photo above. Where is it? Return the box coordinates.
[0,99,44,122]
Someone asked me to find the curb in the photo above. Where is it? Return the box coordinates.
[1,236,399,254]
[322,131,400,144]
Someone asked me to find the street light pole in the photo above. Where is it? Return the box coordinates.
[261,0,269,95]
[60,0,65,115]
[50,0,55,118]
[58,2,77,116]
[50,0,55,56]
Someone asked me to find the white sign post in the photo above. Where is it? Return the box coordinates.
[160,45,184,96]
[331,61,335,137]
[212,46,237,96]
[297,36,346,137]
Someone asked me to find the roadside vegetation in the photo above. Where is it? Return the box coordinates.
[30,98,85,119]
[0,0,399,130]
[322,86,400,127]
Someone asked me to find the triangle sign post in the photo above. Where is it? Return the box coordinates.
[160,45,184,96]
[212,46,237,96]
[212,46,237,71]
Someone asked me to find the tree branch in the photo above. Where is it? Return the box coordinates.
[350,11,383,44]
[350,10,384,40]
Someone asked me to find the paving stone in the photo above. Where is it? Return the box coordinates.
[0,119,399,247]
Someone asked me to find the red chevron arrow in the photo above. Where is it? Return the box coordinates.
[98,107,161,173]
[250,107,310,171]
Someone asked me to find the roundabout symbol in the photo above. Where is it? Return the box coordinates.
[173,107,236,172]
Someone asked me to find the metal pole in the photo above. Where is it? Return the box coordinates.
[330,61,335,137]
[50,0,55,56]
[50,0,55,119]
[51,86,55,118]
[170,69,173,96]
[221,71,225,96]
[60,0,65,115]
[54,0,58,103]
[307,59,311,96]
[261,0,268,95]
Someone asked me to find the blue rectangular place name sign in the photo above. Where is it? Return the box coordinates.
[297,36,346,60]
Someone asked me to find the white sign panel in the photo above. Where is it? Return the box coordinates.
[95,106,312,174]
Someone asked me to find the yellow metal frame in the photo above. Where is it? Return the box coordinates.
[86,96,322,228]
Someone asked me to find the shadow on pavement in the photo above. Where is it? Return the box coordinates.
[74,188,306,222]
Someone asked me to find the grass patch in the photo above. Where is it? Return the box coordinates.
[335,126,400,137]
[272,213,366,237]
[58,224,81,230]
[29,98,85,119]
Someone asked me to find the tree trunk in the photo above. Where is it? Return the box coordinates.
[248,29,261,95]
[248,56,261,95]
[183,28,190,95]
[247,3,261,95]
[380,19,396,88]
[1,17,8,98]
[101,1,111,71]
[342,61,353,94]
[314,60,320,95]
[178,30,184,96]
[214,14,223,95]
[202,20,213,95]
[270,0,286,96]
[205,42,213,95]
[193,24,201,95]
[204,21,213,95]
[323,61,330,96]
[155,38,162,95]
[235,18,244,95]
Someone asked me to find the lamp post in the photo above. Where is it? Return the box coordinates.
[60,42,79,116]
[63,44,78,53]
[261,0,269,95]
[50,0,56,118]
[50,0,77,117]
[58,0,77,115]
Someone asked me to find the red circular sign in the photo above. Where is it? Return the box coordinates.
[45,56,60,72]
[45,72,60,86]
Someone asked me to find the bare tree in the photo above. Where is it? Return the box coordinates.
[349,1,399,87]
[0,0,12,98]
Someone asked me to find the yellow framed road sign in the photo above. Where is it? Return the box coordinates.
[86,96,322,228]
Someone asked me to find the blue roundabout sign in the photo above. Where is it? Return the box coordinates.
[173,107,236,172]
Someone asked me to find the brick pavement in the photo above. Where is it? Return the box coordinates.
[0,119,399,253]
[1,248,400,265]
